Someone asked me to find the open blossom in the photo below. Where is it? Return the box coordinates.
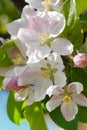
[73,53,87,68]
[46,82,87,121]
[6,5,73,63]
[1,53,66,101]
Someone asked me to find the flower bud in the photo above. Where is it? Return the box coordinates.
[73,53,87,68]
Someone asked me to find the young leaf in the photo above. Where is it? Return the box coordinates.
[61,0,83,50]
[76,0,87,15]
[0,40,17,67]
[7,92,24,125]
[24,102,48,130]
[0,76,4,89]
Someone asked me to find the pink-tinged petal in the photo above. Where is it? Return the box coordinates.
[51,38,73,55]
[73,53,87,68]
[46,95,62,112]
[34,77,52,101]
[68,82,83,94]
[54,71,67,87]
[6,77,26,91]
[61,100,78,121]
[46,85,64,97]
[73,94,87,107]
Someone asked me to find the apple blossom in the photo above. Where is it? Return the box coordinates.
[6,5,74,63]
[1,53,66,101]
[73,53,87,68]
[46,82,87,121]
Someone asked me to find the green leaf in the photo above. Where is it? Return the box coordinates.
[70,68,87,94]
[49,107,78,130]
[61,0,83,50]
[76,0,87,15]
[80,38,87,53]
[80,13,87,32]
[0,0,20,35]
[78,106,87,123]
[7,92,24,125]
[70,68,87,123]
[0,40,16,67]
[0,76,4,89]
[24,102,48,130]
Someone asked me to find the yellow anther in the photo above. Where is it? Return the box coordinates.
[39,33,49,42]
[39,33,51,47]
[62,95,71,104]
[42,0,52,11]
[41,69,52,78]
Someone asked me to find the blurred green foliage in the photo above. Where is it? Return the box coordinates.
[0,0,20,37]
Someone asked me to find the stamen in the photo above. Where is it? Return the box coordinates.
[42,0,52,11]
[62,95,71,104]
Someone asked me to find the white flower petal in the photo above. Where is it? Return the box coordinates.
[26,88,34,105]
[68,82,83,94]
[21,5,36,21]
[47,52,65,70]
[51,38,73,55]
[54,71,66,87]
[46,85,64,97]
[4,66,27,77]
[0,66,14,76]
[61,101,78,121]
[6,19,22,38]
[73,94,87,107]
[18,68,40,86]
[14,87,30,101]
[27,46,51,63]
[18,28,39,44]
[48,12,65,36]
[46,95,62,112]
[25,0,44,10]
[15,39,28,59]
[34,78,52,101]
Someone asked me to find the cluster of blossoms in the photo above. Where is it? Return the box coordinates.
[0,0,87,121]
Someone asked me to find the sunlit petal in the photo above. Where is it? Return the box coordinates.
[61,100,78,121]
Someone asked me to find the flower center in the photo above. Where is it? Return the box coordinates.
[41,63,58,80]
[42,0,52,11]
[39,33,51,47]
[62,95,71,104]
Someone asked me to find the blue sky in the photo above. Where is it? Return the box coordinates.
[0,90,61,130]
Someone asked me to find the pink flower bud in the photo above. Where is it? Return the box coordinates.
[73,53,87,68]
[6,77,26,91]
